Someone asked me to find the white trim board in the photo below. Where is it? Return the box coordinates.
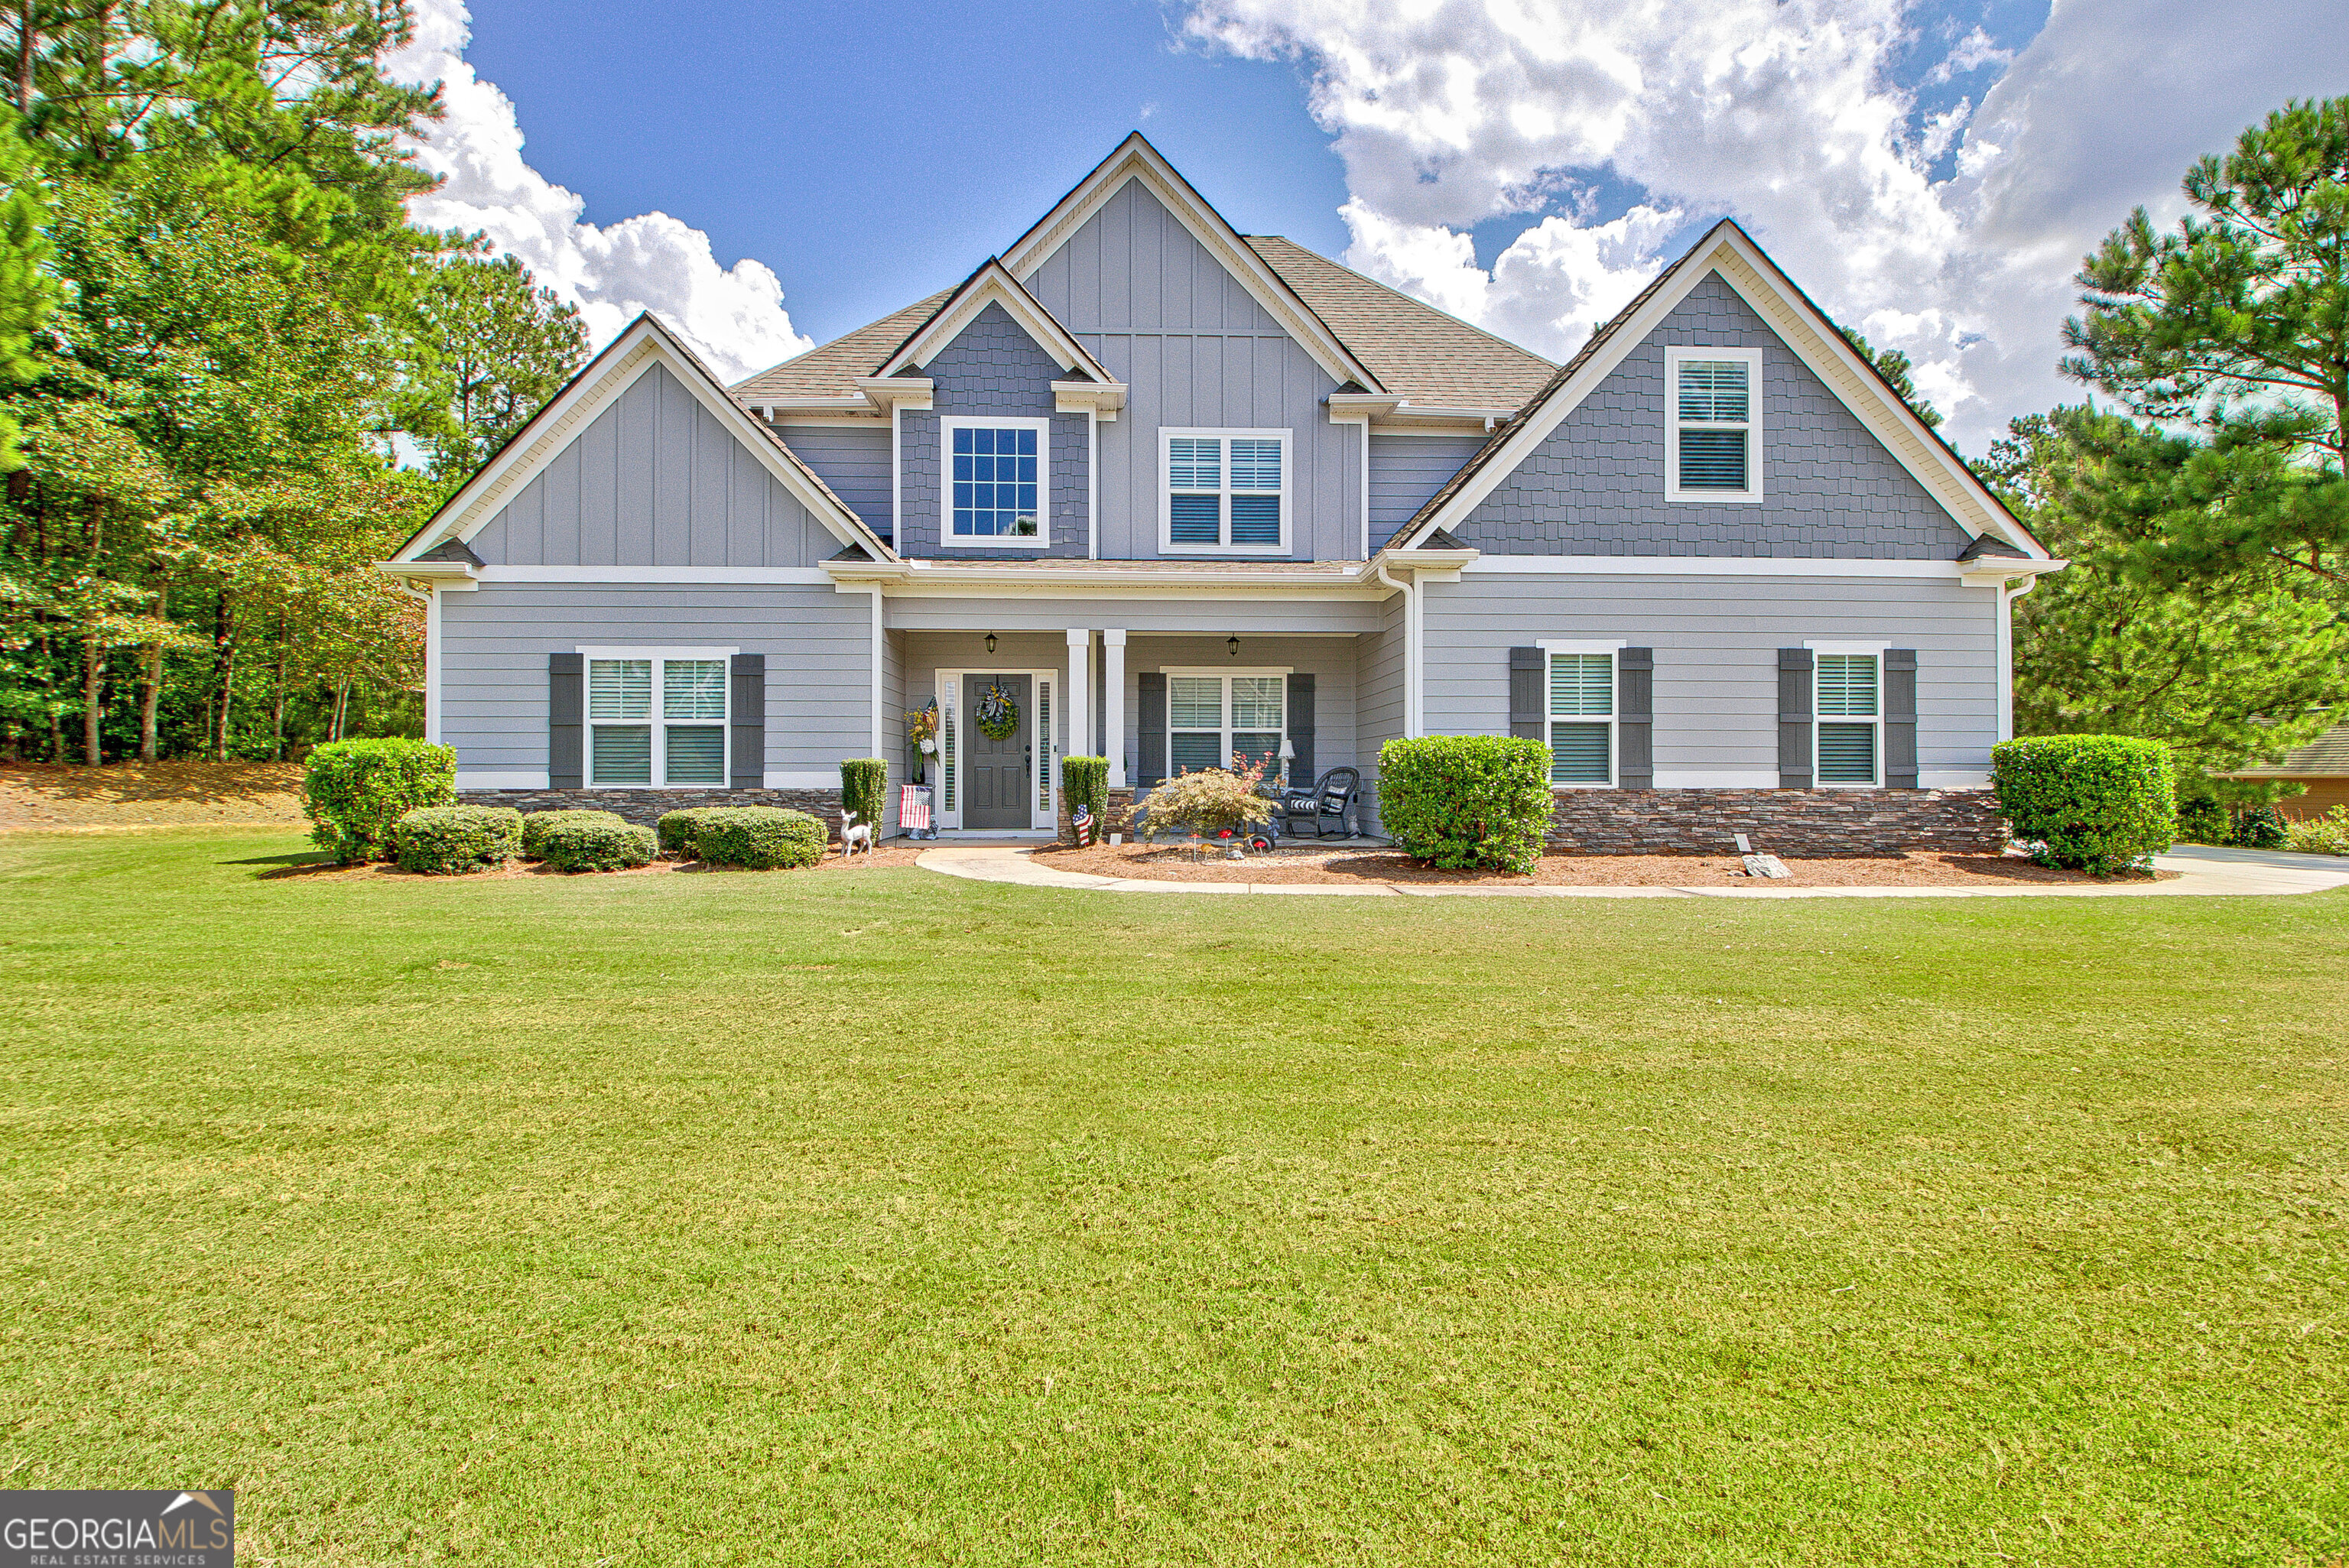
[939,415,1052,550]
[876,259,1116,385]
[480,566,834,585]
[1461,556,2001,579]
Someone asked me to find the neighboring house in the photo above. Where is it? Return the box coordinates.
[2218,719,2349,819]
[382,133,2061,852]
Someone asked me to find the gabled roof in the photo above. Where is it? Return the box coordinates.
[872,258,1117,383]
[1389,219,2050,560]
[733,289,954,407]
[389,313,895,564]
[1245,237,1555,411]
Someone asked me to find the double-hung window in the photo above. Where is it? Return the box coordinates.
[1545,648,1616,787]
[1815,651,1881,786]
[1167,671,1285,774]
[1665,347,1761,502]
[586,652,729,786]
[944,417,1048,546]
[1162,428,1288,553]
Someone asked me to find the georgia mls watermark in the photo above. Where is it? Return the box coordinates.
[2,1490,232,1567]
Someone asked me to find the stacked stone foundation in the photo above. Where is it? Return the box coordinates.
[1058,787,1136,845]
[1546,787,2006,856]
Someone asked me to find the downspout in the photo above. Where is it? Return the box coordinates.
[1997,573,2035,743]
[1087,406,1099,560]
[1374,557,1418,739]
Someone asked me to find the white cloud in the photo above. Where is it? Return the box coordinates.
[386,0,811,385]
[1183,0,2349,451]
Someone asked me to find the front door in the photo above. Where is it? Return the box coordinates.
[963,673,1033,829]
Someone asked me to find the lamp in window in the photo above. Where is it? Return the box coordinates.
[984,632,997,656]
[1226,635,1240,658]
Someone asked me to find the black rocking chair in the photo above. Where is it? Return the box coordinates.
[1279,766,1360,839]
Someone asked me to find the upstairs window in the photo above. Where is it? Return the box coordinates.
[1665,347,1761,503]
[944,417,1047,547]
[1162,429,1288,553]
[587,654,728,786]
[1545,649,1616,787]
[1815,652,1881,786]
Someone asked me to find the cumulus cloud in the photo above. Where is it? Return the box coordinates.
[386,0,811,384]
[1183,0,2349,451]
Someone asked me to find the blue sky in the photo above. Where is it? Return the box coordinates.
[404,0,2347,450]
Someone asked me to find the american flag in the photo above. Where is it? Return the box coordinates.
[900,784,932,833]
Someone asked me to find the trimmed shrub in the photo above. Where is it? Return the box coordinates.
[1129,758,1275,841]
[1376,735,1552,875]
[840,758,889,829]
[692,806,828,870]
[521,810,627,860]
[2285,805,2349,856]
[1062,755,1108,836]
[2175,791,2228,845]
[657,807,732,859]
[393,805,521,875]
[1991,735,2175,875]
[2230,803,2289,849]
[537,816,657,872]
[304,739,456,863]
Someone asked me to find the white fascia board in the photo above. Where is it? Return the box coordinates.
[856,376,932,414]
[476,566,835,585]
[1327,393,1404,419]
[376,558,476,583]
[999,138,1383,394]
[1961,557,2068,587]
[1463,556,1992,578]
[1054,380,1126,419]
[874,265,1113,384]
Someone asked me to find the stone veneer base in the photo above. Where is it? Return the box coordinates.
[1546,787,2006,856]
[460,787,844,839]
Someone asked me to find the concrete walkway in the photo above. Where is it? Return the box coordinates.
[915,841,2349,900]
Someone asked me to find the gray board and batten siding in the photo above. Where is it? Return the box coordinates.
[1449,274,1974,559]
[466,362,847,570]
[1421,571,1998,784]
[896,301,1091,560]
[1369,434,1487,535]
[1021,177,1362,562]
[771,422,892,539]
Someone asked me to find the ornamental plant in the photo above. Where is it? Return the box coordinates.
[1991,734,2175,875]
[840,758,889,829]
[521,809,628,860]
[1376,735,1552,875]
[1129,755,1272,839]
[536,816,656,872]
[693,807,828,870]
[392,805,521,875]
[2285,805,2349,856]
[1061,755,1108,840]
[304,739,457,863]
[657,807,732,859]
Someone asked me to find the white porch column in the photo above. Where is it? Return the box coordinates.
[1065,628,1091,766]
[1102,629,1127,787]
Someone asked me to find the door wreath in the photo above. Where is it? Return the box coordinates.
[975,682,1021,741]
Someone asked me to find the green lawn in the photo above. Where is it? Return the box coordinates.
[2,830,2344,1566]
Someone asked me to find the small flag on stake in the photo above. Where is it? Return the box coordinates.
[1071,803,1093,846]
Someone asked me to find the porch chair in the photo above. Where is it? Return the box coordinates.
[1279,766,1360,839]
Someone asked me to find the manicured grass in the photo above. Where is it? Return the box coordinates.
[2,829,2344,1566]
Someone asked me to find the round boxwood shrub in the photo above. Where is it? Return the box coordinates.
[521,809,629,860]
[393,804,521,875]
[304,739,456,863]
[1990,734,2175,875]
[657,806,736,859]
[1376,735,1552,875]
[536,816,657,872]
[691,806,828,869]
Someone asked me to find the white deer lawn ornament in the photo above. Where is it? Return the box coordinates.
[840,809,875,859]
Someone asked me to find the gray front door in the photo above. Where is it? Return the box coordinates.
[963,674,1032,829]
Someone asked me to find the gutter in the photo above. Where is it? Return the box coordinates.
[1373,556,1418,739]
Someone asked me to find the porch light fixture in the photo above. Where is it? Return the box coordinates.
[1226,635,1240,658]
[985,632,997,655]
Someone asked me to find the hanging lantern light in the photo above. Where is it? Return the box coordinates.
[985,632,997,655]
[1227,635,1240,658]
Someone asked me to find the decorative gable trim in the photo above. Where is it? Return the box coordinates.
[875,259,1116,387]
[1001,132,1385,394]
[1393,220,2048,561]
[385,314,895,566]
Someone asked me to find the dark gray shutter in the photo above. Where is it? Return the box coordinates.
[1509,647,1545,740]
[1777,648,1814,789]
[730,653,765,790]
[1286,673,1315,787]
[1884,648,1918,788]
[1618,647,1653,789]
[549,653,583,788]
[1137,671,1166,786]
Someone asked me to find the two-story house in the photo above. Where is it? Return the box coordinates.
[384,134,2060,852]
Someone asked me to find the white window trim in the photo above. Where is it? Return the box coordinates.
[1544,647,1618,790]
[575,646,737,790]
[1664,346,1763,505]
[1159,427,1291,556]
[929,667,1061,831]
[1811,648,1883,790]
[941,415,1051,550]
[1162,667,1290,776]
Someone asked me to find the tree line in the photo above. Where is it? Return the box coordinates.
[0,0,585,765]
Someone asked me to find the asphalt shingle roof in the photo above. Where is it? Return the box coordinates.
[2224,719,2349,778]
[732,290,956,404]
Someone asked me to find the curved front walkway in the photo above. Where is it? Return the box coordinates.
[915,842,2349,899]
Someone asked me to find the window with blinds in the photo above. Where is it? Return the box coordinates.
[1163,430,1288,551]
[1815,652,1880,785]
[1548,651,1615,786]
[587,654,727,786]
[1167,673,1285,775]
[1667,349,1759,501]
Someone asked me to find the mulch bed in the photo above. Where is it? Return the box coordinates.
[1030,841,2173,888]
